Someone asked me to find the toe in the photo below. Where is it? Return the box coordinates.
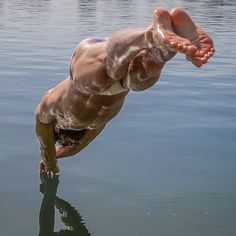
[202,57,208,64]
[169,41,178,48]
[183,45,189,52]
[205,51,213,59]
[188,45,197,54]
[210,47,215,53]
[191,56,204,67]
[177,43,183,51]
[198,50,206,57]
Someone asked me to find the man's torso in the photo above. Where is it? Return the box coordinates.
[42,37,130,131]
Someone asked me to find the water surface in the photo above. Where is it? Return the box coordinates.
[0,0,235,235]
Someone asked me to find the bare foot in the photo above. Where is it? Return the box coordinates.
[152,8,197,57]
[170,7,215,67]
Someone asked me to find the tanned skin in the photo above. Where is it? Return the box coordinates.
[35,8,215,173]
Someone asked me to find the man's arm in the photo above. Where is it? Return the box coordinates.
[35,93,59,173]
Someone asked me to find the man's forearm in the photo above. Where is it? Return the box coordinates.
[35,114,58,171]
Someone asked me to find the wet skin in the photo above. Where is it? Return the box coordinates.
[35,8,215,173]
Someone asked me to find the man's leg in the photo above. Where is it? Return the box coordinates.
[121,8,205,91]
[105,8,201,82]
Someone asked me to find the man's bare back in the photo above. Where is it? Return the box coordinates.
[35,8,215,173]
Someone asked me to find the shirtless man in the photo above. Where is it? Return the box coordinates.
[35,8,215,173]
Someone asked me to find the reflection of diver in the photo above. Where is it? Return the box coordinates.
[39,172,91,236]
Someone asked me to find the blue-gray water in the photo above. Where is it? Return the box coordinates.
[0,0,235,235]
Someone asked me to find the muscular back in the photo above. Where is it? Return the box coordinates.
[37,38,129,131]
[57,78,128,130]
[70,38,120,94]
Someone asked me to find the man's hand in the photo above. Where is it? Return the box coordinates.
[39,160,60,174]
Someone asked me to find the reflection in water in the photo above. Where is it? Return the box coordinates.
[39,172,91,236]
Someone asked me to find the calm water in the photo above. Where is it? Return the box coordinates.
[0,0,236,235]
